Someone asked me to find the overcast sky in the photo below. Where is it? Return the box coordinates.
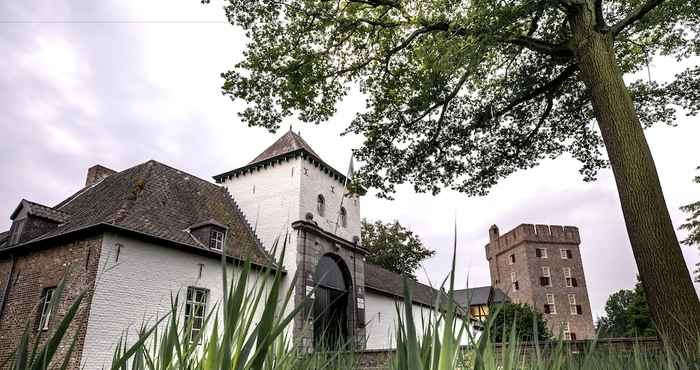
[1,0,698,319]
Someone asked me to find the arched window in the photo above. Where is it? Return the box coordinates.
[317,194,325,216]
[339,207,347,228]
[313,254,350,349]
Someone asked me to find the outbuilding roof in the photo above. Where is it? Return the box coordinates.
[1,160,273,267]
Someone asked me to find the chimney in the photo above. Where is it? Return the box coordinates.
[85,165,116,187]
[489,224,500,242]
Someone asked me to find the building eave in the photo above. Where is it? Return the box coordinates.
[0,223,284,274]
[213,148,367,194]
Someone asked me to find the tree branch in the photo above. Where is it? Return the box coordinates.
[478,65,576,124]
[611,0,665,35]
[495,35,573,58]
[594,0,607,31]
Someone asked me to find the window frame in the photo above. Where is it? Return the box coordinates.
[38,287,56,331]
[317,194,326,216]
[209,228,225,251]
[536,248,548,258]
[185,286,209,344]
[339,207,347,228]
[508,254,515,265]
[545,293,557,314]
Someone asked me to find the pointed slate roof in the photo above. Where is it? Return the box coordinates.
[213,129,358,191]
[1,160,273,267]
[248,129,320,165]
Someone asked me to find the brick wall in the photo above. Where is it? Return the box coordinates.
[0,234,102,368]
[486,224,595,339]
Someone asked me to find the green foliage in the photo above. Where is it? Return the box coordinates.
[597,277,657,338]
[679,167,700,282]
[488,303,551,343]
[215,0,699,198]
[361,218,435,278]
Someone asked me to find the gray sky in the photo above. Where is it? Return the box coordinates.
[1,0,698,320]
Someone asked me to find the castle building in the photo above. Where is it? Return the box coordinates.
[0,130,469,368]
[486,224,596,339]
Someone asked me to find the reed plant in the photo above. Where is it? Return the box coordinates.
[4,235,699,370]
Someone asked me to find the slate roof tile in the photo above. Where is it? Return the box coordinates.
[1,160,273,266]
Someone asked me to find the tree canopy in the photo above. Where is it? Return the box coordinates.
[218,0,697,198]
[361,218,435,278]
[680,167,700,282]
[213,0,700,349]
[597,278,657,338]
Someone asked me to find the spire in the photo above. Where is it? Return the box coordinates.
[248,129,320,165]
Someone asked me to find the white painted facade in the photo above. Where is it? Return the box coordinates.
[363,291,472,350]
[81,232,269,369]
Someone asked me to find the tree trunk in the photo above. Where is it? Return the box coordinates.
[571,11,700,351]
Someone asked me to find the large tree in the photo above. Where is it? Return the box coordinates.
[679,167,700,282]
[361,218,435,278]
[597,277,657,338]
[213,0,700,349]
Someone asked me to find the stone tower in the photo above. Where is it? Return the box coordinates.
[213,129,366,350]
[485,224,595,340]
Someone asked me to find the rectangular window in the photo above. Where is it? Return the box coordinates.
[568,294,576,305]
[536,248,548,258]
[39,287,55,331]
[185,287,208,343]
[511,271,517,282]
[570,305,579,315]
[545,294,557,314]
[563,267,575,287]
[509,254,515,265]
[209,229,225,251]
[563,321,571,340]
[540,266,552,287]
[560,249,570,259]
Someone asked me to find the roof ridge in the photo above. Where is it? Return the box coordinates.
[248,130,321,165]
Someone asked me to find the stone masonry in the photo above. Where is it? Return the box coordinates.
[0,234,102,368]
[486,224,595,339]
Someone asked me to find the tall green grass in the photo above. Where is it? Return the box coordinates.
[5,235,698,370]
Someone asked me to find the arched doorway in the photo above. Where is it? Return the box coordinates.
[313,254,351,349]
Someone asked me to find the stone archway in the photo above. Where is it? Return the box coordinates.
[313,253,352,349]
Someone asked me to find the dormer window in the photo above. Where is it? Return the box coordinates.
[209,228,225,251]
[340,207,347,228]
[317,194,326,216]
[188,219,228,252]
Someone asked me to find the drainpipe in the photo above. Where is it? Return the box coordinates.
[0,254,16,320]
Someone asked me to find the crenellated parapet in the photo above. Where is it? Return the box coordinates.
[486,223,580,259]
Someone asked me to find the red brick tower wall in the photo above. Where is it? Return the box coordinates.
[486,224,595,339]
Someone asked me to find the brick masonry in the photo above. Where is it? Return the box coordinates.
[486,224,596,339]
[0,234,102,368]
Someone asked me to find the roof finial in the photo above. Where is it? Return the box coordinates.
[289,124,293,132]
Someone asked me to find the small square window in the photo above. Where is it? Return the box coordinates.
[209,229,225,251]
[536,248,548,258]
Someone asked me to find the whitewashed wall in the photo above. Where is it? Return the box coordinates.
[298,159,361,243]
[80,233,271,369]
[363,291,472,350]
[222,159,301,254]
